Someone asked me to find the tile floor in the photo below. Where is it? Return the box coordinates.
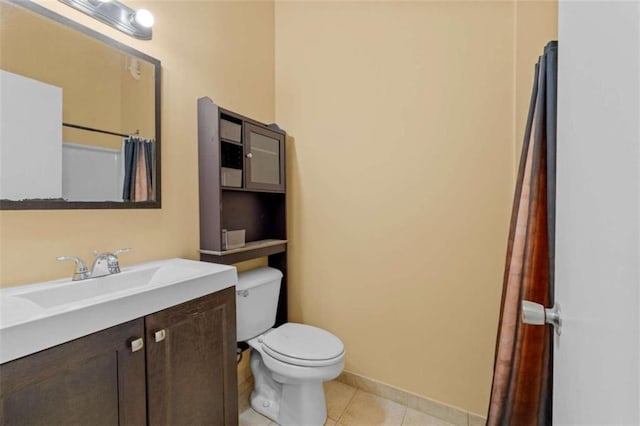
[239,380,455,426]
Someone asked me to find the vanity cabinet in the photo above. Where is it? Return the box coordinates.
[146,286,238,425]
[0,319,146,425]
[0,288,238,426]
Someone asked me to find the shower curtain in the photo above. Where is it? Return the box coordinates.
[122,136,155,202]
[487,41,557,425]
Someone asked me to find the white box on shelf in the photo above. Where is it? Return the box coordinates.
[221,167,242,187]
[222,229,246,250]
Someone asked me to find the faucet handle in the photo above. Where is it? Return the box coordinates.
[57,256,91,281]
[92,248,131,257]
[109,248,131,274]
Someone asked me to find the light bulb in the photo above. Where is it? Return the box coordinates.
[133,8,154,28]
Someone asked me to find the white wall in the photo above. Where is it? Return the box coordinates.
[555,1,640,423]
[62,143,123,202]
[0,70,62,200]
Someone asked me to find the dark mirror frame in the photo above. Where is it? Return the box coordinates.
[0,0,161,210]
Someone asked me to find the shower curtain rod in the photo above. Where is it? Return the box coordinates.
[63,122,139,138]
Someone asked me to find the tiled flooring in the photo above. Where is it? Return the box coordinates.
[239,380,455,426]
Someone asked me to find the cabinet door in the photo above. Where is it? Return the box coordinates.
[145,287,238,426]
[0,319,146,426]
[244,123,285,192]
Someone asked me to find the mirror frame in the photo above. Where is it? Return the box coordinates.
[0,0,161,210]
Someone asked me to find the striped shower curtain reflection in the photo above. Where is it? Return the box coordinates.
[122,136,155,202]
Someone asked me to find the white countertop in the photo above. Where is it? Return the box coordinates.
[0,258,237,364]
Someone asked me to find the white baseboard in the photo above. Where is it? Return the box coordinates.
[336,370,486,426]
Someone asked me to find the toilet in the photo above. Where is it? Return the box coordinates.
[236,267,344,426]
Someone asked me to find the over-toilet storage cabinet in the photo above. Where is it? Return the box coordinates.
[198,97,288,327]
[0,288,238,426]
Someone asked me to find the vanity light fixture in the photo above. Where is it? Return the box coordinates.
[58,0,154,40]
[133,8,154,28]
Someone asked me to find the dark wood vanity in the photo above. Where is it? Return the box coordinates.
[197,97,288,326]
[0,288,238,425]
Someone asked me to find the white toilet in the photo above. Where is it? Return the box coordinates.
[236,267,344,426]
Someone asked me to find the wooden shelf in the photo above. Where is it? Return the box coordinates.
[199,239,287,265]
[198,97,288,324]
[221,186,285,194]
[220,137,242,146]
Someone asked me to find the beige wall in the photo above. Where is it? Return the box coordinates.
[121,58,156,144]
[0,0,275,285]
[275,0,555,416]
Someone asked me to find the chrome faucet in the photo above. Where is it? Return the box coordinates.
[57,248,131,281]
[91,248,130,278]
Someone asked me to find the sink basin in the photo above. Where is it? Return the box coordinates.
[0,258,237,364]
[16,267,160,309]
[13,260,209,310]
[0,297,43,327]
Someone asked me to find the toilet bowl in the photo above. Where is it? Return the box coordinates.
[236,268,344,426]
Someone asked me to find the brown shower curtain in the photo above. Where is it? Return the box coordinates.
[487,41,557,426]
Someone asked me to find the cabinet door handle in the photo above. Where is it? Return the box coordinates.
[246,152,253,159]
[130,338,144,352]
[154,329,167,342]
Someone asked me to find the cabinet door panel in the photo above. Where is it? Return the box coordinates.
[146,287,238,426]
[0,319,146,426]
[244,123,285,192]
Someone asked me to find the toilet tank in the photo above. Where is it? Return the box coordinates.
[236,267,282,342]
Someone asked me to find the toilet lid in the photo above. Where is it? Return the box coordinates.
[261,323,344,366]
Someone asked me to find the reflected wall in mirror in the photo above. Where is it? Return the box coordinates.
[0,0,161,209]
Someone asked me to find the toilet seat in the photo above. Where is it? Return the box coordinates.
[260,323,344,367]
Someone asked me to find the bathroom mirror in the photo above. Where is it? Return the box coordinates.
[0,0,161,209]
